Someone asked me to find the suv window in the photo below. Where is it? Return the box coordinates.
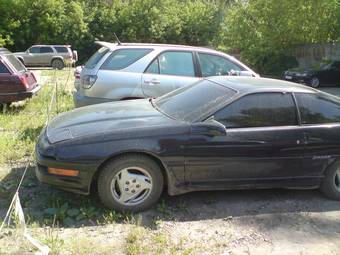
[295,93,340,124]
[0,62,9,73]
[101,49,152,70]
[29,47,40,53]
[214,92,297,128]
[54,46,69,53]
[198,53,243,77]
[146,51,195,77]
[40,47,53,53]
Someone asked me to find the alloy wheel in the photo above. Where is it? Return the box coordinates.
[110,167,153,205]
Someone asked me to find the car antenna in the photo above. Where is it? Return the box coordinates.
[114,33,122,45]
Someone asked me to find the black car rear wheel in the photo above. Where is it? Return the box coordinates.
[51,59,64,70]
[310,77,320,88]
[320,162,340,200]
[97,154,164,212]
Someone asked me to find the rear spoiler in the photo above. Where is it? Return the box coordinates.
[95,41,118,50]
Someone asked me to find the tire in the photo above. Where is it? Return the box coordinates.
[320,161,340,200]
[98,154,164,212]
[51,59,64,70]
[310,77,320,88]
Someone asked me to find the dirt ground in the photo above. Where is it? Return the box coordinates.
[0,164,339,255]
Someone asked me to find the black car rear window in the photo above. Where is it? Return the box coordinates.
[100,49,152,70]
[54,46,69,53]
[4,54,25,72]
[155,80,236,122]
[85,47,109,69]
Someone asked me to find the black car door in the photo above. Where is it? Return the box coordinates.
[319,62,340,85]
[294,92,340,177]
[185,92,306,188]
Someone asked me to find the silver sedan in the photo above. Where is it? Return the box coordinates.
[74,41,259,107]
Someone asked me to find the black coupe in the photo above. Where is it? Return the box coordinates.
[284,60,340,88]
[36,77,340,211]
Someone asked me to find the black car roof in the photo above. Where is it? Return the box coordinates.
[208,76,317,94]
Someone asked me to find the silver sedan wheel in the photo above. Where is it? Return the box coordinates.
[111,167,153,205]
[334,169,340,192]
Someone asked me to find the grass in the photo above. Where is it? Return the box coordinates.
[0,69,74,165]
[0,69,195,255]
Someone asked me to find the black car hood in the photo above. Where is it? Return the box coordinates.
[46,99,174,143]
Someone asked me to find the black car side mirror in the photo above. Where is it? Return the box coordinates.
[191,119,227,136]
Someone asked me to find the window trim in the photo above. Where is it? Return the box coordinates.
[195,51,246,77]
[143,50,199,77]
[205,91,300,128]
[99,48,153,71]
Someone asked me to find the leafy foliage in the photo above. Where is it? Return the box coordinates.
[0,0,339,74]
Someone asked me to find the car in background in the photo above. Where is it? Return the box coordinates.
[74,65,83,91]
[284,60,340,88]
[74,41,259,107]
[0,48,40,105]
[14,45,77,70]
[37,76,340,212]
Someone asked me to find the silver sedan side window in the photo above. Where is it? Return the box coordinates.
[198,53,243,77]
[146,51,195,77]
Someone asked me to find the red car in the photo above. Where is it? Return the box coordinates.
[0,48,40,105]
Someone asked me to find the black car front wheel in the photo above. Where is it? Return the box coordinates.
[320,162,340,200]
[98,154,164,212]
[310,77,320,88]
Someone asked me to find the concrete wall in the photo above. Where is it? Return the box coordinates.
[293,42,340,67]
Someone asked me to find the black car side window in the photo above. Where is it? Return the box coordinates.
[214,92,298,128]
[295,93,340,124]
[0,62,9,73]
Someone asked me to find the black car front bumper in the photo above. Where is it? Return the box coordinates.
[35,147,98,195]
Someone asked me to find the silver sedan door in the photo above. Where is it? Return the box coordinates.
[141,51,200,98]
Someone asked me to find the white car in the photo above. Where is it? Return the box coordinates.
[74,41,259,107]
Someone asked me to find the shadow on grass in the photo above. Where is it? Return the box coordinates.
[1,164,340,231]
[0,102,28,115]
[19,126,44,142]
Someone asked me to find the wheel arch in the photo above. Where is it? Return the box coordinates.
[51,56,64,65]
[92,151,170,191]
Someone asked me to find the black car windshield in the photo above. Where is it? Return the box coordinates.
[85,47,109,69]
[154,80,236,122]
[4,54,26,72]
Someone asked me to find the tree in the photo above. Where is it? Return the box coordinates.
[219,0,340,74]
